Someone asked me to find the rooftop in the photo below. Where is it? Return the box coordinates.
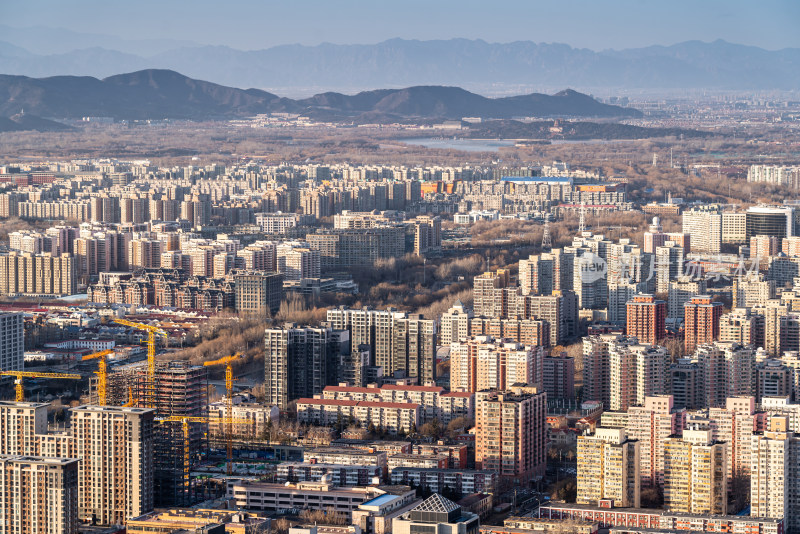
[414,493,460,515]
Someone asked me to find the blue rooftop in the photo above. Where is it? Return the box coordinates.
[361,494,399,507]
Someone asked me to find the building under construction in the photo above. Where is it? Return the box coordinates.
[101,360,209,507]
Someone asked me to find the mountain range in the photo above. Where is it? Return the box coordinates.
[0,70,638,122]
[0,34,797,94]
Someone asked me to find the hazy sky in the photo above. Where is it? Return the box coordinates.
[2,0,799,51]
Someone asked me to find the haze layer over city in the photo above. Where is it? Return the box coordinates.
[0,2,799,534]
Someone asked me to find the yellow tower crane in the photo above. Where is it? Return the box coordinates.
[113,319,167,407]
[157,416,208,495]
[1,371,82,402]
[122,386,137,407]
[80,349,115,406]
[203,352,241,475]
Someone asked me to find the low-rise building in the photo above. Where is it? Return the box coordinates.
[389,468,496,495]
[537,503,782,534]
[297,398,421,435]
[127,509,269,534]
[228,480,413,518]
[277,462,382,486]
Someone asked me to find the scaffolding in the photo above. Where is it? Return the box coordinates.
[100,360,209,507]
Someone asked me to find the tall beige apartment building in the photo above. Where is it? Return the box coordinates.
[663,429,728,515]
[719,308,763,348]
[626,396,686,488]
[750,416,793,528]
[0,402,155,526]
[0,251,76,296]
[475,388,546,485]
[449,336,542,393]
[576,427,640,507]
[0,455,80,534]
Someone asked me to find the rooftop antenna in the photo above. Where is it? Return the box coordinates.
[578,202,586,234]
[542,213,552,250]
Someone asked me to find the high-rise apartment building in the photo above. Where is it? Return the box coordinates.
[519,253,555,296]
[663,429,727,515]
[693,342,756,408]
[0,252,76,296]
[670,358,701,410]
[276,242,321,281]
[654,241,684,294]
[234,271,284,315]
[70,406,155,524]
[475,388,546,484]
[719,307,764,348]
[626,395,686,487]
[756,359,793,401]
[749,415,800,533]
[0,402,157,527]
[626,294,666,345]
[0,455,80,534]
[413,215,442,256]
[265,325,338,409]
[608,341,669,412]
[473,270,510,317]
[438,301,472,346]
[750,235,781,260]
[668,276,707,320]
[608,280,645,323]
[307,226,405,270]
[0,312,23,372]
[449,336,542,393]
[733,274,775,308]
[683,206,722,254]
[576,428,640,508]
[326,307,437,383]
[684,295,723,353]
[467,317,551,348]
[542,353,575,400]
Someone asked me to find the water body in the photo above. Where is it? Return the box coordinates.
[403,138,516,152]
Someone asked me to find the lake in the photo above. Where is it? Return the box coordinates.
[403,138,516,152]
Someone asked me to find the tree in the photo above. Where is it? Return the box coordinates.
[550,477,577,503]
[420,418,443,440]
[640,485,663,508]
[729,470,750,513]
[271,519,292,534]
[446,416,474,437]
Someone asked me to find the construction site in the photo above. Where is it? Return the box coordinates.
[81,320,245,507]
[3,315,260,509]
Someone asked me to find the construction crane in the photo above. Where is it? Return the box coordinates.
[122,386,137,407]
[157,416,208,495]
[80,349,115,406]
[203,352,241,475]
[113,319,167,407]
[1,371,82,402]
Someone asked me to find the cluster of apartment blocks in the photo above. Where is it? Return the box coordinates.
[581,331,800,412]
[274,443,494,495]
[574,392,800,534]
[297,383,473,432]
[0,160,618,224]
[0,401,155,533]
[298,383,548,489]
[87,269,284,313]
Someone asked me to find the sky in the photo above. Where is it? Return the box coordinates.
[1,0,799,52]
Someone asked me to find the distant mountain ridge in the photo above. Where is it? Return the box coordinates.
[0,37,796,93]
[0,70,639,121]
